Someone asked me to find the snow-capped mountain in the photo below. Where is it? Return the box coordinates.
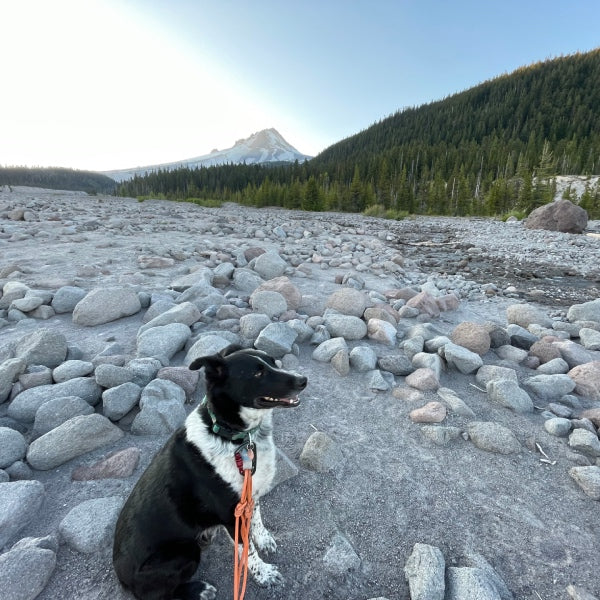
[103,128,311,182]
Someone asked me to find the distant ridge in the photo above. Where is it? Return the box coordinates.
[103,128,310,182]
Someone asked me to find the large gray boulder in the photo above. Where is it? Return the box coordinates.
[8,377,102,423]
[524,199,588,234]
[0,481,45,548]
[14,329,68,368]
[404,543,445,600]
[0,427,28,468]
[136,323,191,366]
[72,287,142,326]
[59,496,124,553]
[0,358,27,403]
[26,414,124,470]
[138,302,201,335]
[253,251,287,280]
[254,323,298,358]
[567,298,600,323]
[0,535,57,600]
[131,379,187,435]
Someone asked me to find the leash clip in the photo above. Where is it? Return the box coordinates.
[234,440,256,476]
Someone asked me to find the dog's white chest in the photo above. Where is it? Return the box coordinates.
[185,411,276,498]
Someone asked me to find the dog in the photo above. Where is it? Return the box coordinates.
[113,346,307,600]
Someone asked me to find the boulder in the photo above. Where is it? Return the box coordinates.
[567,361,600,400]
[326,288,369,317]
[451,322,491,355]
[524,199,588,234]
[32,396,95,438]
[8,377,102,423]
[59,496,124,553]
[567,298,600,323]
[254,323,298,358]
[26,414,124,470]
[72,287,142,326]
[324,314,367,340]
[300,431,343,472]
[253,251,288,280]
[14,329,68,369]
[404,543,445,600]
[0,481,46,548]
[0,535,57,600]
[0,427,27,469]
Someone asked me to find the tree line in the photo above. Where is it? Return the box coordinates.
[118,50,600,218]
[0,167,116,195]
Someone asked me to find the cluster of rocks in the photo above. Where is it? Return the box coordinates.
[1,189,600,599]
[404,543,513,600]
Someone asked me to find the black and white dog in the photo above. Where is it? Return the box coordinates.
[113,347,307,600]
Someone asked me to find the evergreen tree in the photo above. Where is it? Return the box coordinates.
[348,165,365,212]
[302,176,323,211]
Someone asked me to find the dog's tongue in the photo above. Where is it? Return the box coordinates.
[277,396,300,405]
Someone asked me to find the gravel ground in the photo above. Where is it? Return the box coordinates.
[0,187,599,600]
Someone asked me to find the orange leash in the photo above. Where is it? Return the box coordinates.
[233,455,254,600]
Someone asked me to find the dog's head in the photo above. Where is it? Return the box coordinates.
[189,346,307,411]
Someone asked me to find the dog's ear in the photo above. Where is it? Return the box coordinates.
[188,354,227,381]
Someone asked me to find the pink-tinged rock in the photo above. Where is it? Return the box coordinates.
[244,247,266,262]
[580,408,600,428]
[529,340,562,364]
[137,256,175,269]
[254,276,302,310]
[406,291,440,318]
[450,322,491,356]
[157,367,200,402]
[384,288,418,301]
[568,361,600,401]
[71,447,141,481]
[367,318,397,346]
[392,386,424,403]
[364,305,399,325]
[436,293,460,313]
[409,401,447,423]
[405,368,440,391]
[326,288,370,317]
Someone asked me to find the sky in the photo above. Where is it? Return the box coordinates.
[1,0,600,172]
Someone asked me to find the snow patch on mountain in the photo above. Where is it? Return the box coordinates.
[103,128,310,182]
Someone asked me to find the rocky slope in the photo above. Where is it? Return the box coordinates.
[0,187,599,600]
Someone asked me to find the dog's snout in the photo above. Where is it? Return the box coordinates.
[296,376,308,390]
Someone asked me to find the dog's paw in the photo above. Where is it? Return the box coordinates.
[253,529,277,554]
[250,562,285,588]
[199,583,217,600]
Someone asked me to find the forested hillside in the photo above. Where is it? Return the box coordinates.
[0,167,116,194]
[118,50,600,217]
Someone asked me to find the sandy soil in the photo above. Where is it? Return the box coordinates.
[1,187,599,600]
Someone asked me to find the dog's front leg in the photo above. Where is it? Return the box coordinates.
[245,539,284,588]
[250,501,277,554]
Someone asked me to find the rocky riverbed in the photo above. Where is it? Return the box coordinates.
[0,186,599,600]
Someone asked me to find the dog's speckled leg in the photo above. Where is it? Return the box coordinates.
[241,540,284,588]
[250,501,277,554]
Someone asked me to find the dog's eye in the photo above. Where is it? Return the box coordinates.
[254,367,264,378]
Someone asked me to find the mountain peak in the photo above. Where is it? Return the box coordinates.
[103,128,310,182]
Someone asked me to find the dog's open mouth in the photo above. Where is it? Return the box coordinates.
[255,395,301,408]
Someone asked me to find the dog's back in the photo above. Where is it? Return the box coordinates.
[113,429,238,599]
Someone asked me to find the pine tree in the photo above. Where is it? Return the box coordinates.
[348,165,365,212]
[302,176,323,211]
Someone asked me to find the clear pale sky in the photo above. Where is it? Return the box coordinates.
[1,0,599,171]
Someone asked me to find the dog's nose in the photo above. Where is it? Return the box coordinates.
[297,376,308,390]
